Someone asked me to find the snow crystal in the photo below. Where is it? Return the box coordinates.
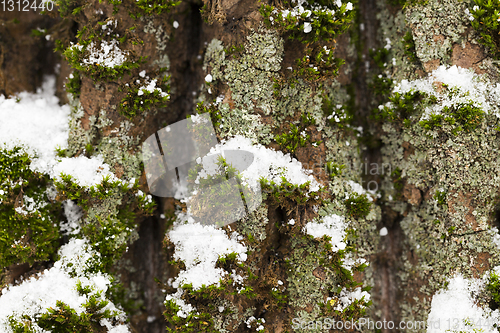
[0,76,70,174]
[303,214,347,252]
[137,78,169,98]
[347,180,373,201]
[82,40,128,68]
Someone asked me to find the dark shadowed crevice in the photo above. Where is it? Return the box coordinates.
[353,0,405,330]
[122,2,207,332]
[166,0,205,124]
[126,214,169,332]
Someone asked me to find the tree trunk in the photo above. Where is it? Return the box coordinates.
[1,0,500,331]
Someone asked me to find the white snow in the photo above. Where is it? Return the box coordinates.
[0,76,70,174]
[379,227,388,236]
[52,155,119,188]
[137,78,169,98]
[198,135,321,194]
[205,74,213,83]
[392,65,500,120]
[303,214,347,252]
[426,274,500,333]
[167,213,248,290]
[61,200,83,235]
[165,290,196,318]
[304,22,312,33]
[81,40,128,68]
[333,287,370,312]
[0,238,129,332]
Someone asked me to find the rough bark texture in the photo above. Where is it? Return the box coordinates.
[3,0,500,331]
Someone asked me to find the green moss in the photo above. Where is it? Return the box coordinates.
[0,147,61,268]
[293,47,345,81]
[402,31,419,64]
[62,23,146,82]
[487,271,500,309]
[274,113,320,154]
[164,299,218,333]
[119,74,170,119]
[419,102,485,133]
[65,71,82,99]
[259,0,355,43]
[63,43,143,82]
[106,0,181,18]
[345,193,371,219]
[260,177,323,206]
[326,162,346,177]
[322,94,353,128]
[54,0,82,17]
[10,282,121,332]
[470,0,500,59]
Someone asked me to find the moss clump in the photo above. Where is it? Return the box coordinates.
[107,0,181,18]
[402,31,419,64]
[487,271,500,310]
[322,95,353,128]
[293,46,345,81]
[62,24,145,82]
[260,177,323,206]
[259,0,355,43]
[274,112,321,154]
[374,91,422,121]
[119,74,170,119]
[54,0,82,17]
[0,147,61,268]
[326,162,346,178]
[164,299,218,333]
[345,193,371,219]
[54,175,153,272]
[9,282,122,332]
[419,102,484,133]
[433,190,447,206]
[65,71,82,98]
[63,43,143,82]
[470,0,500,59]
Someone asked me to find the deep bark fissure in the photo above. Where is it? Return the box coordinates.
[354,0,404,329]
[123,3,207,331]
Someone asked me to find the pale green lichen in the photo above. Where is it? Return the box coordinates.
[202,28,282,144]
[379,81,500,329]
[405,0,469,65]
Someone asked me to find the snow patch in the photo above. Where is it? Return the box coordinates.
[426,274,500,333]
[167,213,248,290]
[0,76,70,174]
[303,214,347,252]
